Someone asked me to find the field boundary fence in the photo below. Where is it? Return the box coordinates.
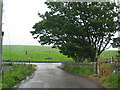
[97,57,120,77]
[62,62,96,72]
[62,57,120,77]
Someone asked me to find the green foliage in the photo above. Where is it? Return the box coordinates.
[2,45,73,62]
[31,2,120,62]
[0,77,2,89]
[112,37,120,58]
[63,66,95,76]
[101,73,120,88]
[2,63,13,66]
[112,37,120,48]
[2,64,36,88]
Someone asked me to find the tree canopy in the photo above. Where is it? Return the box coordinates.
[112,36,120,58]
[112,37,120,48]
[31,2,120,62]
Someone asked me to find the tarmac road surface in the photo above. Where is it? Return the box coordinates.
[18,63,104,88]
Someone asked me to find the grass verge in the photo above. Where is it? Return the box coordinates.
[1,64,36,88]
[62,65,95,77]
[100,73,120,88]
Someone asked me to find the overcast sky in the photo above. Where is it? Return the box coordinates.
[2,0,118,50]
[2,0,49,45]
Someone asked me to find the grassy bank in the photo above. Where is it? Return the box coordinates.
[100,73,120,88]
[1,64,36,88]
[61,65,119,89]
[62,66,95,76]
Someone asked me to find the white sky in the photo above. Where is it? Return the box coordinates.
[2,0,48,45]
[2,0,118,50]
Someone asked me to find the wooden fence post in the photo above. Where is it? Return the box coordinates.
[111,56,114,63]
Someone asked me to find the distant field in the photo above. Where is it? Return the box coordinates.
[2,45,73,62]
[100,50,118,58]
[2,45,118,62]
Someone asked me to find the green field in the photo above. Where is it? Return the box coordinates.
[100,50,118,58]
[2,45,73,62]
[2,45,118,62]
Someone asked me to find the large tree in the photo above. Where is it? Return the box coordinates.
[31,2,120,62]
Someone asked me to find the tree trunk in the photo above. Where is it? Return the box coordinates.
[95,57,98,74]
